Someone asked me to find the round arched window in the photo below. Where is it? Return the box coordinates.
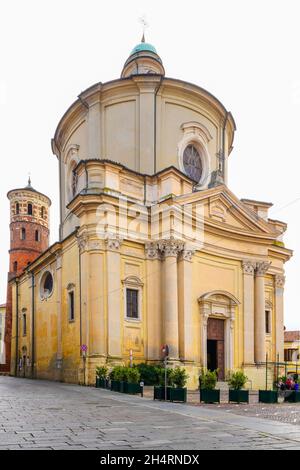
[183,144,203,182]
[40,271,54,299]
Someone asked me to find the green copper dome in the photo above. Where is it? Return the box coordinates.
[130,42,158,55]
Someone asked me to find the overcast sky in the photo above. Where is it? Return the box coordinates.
[0,0,299,328]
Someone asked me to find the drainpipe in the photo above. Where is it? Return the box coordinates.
[221,112,229,180]
[15,280,19,377]
[75,228,83,356]
[31,272,35,379]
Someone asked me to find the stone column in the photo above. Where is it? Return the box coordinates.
[133,77,161,174]
[178,248,195,362]
[77,234,89,353]
[254,261,271,363]
[159,239,184,361]
[88,240,106,357]
[242,261,256,365]
[275,274,285,362]
[145,242,162,361]
[226,306,235,372]
[106,238,123,360]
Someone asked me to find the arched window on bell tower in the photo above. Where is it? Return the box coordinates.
[28,203,33,215]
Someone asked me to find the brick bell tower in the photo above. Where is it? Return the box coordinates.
[0,178,51,373]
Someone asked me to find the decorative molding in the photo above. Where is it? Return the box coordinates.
[242,260,256,275]
[67,283,76,291]
[158,238,185,258]
[77,234,88,253]
[255,261,271,276]
[105,237,123,252]
[145,241,160,260]
[275,274,285,288]
[179,249,195,262]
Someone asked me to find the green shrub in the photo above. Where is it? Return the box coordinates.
[199,369,218,390]
[135,363,163,385]
[109,366,126,381]
[173,367,189,388]
[228,370,248,390]
[127,367,141,384]
[96,366,108,379]
[158,367,175,387]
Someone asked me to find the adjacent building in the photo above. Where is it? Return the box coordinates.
[0,304,6,365]
[284,330,300,375]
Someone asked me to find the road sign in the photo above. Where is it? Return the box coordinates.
[161,344,169,358]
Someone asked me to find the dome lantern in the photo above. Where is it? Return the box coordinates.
[121,36,165,78]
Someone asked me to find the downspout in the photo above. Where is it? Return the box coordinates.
[75,228,83,356]
[15,279,19,377]
[31,272,35,379]
[221,112,229,181]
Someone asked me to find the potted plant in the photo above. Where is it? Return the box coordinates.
[154,367,174,401]
[169,367,189,403]
[199,369,220,403]
[259,375,282,403]
[109,366,123,392]
[228,371,249,403]
[124,367,141,394]
[118,366,129,393]
[136,363,163,386]
[96,365,108,389]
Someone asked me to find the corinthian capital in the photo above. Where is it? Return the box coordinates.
[255,261,271,276]
[158,238,185,258]
[105,237,123,251]
[275,274,285,288]
[145,241,160,260]
[77,234,88,254]
[179,248,195,262]
[242,260,256,275]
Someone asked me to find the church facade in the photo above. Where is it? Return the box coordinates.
[7,40,292,388]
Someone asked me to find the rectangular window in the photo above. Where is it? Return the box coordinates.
[265,310,271,334]
[126,289,139,319]
[69,291,75,322]
[23,314,27,336]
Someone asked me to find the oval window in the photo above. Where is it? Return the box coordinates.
[40,271,54,299]
[183,144,203,182]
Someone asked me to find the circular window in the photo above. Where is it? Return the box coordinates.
[40,271,54,299]
[183,144,203,182]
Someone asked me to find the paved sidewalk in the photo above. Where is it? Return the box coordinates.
[0,376,300,450]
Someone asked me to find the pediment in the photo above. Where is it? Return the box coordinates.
[177,185,277,236]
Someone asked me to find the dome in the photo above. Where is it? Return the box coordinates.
[130,42,158,56]
[121,38,165,78]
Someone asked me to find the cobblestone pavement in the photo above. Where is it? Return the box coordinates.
[1,377,300,450]
[143,387,300,426]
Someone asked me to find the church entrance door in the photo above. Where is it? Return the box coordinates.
[207,318,225,380]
